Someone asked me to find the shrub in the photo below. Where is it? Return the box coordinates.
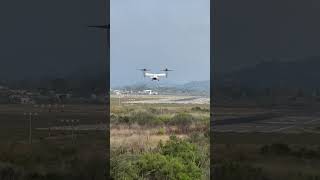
[110,154,139,180]
[117,115,131,124]
[149,118,165,127]
[148,108,160,114]
[292,147,318,159]
[213,161,268,180]
[188,132,208,145]
[159,136,202,166]
[110,114,118,124]
[130,111,157,126]
[115,111,168,127]
[191,106,209,112]
[0,163,24,180]
[136,153,202,180]
[157,127,166,135]
[191,106,202,111]
[260,143,291,155]
[169,113,194,133]
[157,116,171,124]
[111,136,206,180]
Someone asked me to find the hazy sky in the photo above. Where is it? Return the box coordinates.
[215,0,320,73]
[0,0,107,80]
[111,0,210,87]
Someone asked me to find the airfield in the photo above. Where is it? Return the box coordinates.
[112,94,210,105]
[113,94,320,134]
[213,107,320,133]
[213,106,320,179]
[0,104,108,179]
[37,95,320,134]
[33,95,209,131]
[27,94,320,134]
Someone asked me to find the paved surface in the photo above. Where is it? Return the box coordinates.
[120,95,210,105]
[37,124,108,131]
[212,112,320,133]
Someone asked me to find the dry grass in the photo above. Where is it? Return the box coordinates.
[110,124,186,151]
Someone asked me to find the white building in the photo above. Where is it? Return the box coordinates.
[143,90,158,95]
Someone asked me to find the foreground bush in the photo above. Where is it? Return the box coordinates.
[191,107,209,112]
[213,161,268,180]
[111,136,206,180]
[0,163,24,180]
[260,143,291,155]
[213,160,320,180]
[260,143,320,159]
[110,154,139,180]
[137,153,202,180]
[0,143,107,180]
[159,136,202,165]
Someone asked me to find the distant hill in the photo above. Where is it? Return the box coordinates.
[2,64,107,96]
[177,80,210,93]
[216,56,320,89]
[116,80,210,96]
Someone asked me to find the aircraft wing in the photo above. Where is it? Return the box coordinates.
[155,73,166,77]
[145,72,154,77]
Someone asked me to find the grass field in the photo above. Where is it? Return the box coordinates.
[0,104,107,180]
[4,96,319,179]
[110,96,210,180]
[213,105,320,180]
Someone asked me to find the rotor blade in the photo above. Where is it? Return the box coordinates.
[137,68,151,71]
[161,68,173,71]
[88,24,110,29]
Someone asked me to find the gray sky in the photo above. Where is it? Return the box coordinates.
[0,0,106,81]
[215,0,320,73]
[111,0,210,87]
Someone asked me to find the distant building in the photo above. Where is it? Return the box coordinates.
[20,97,35,104]
[113,90,122,95]
[91,94,97,99]
[55,93,72,102]
[0,86,8,90]
[9,94,35,104]
[142,90,158,95]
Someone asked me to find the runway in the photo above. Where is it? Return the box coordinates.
[120,95,210,105]
[37,124,108,131]
[212,111,320,133]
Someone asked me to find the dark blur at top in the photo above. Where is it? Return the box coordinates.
[0,0,108,85]
[215,0,320,74]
